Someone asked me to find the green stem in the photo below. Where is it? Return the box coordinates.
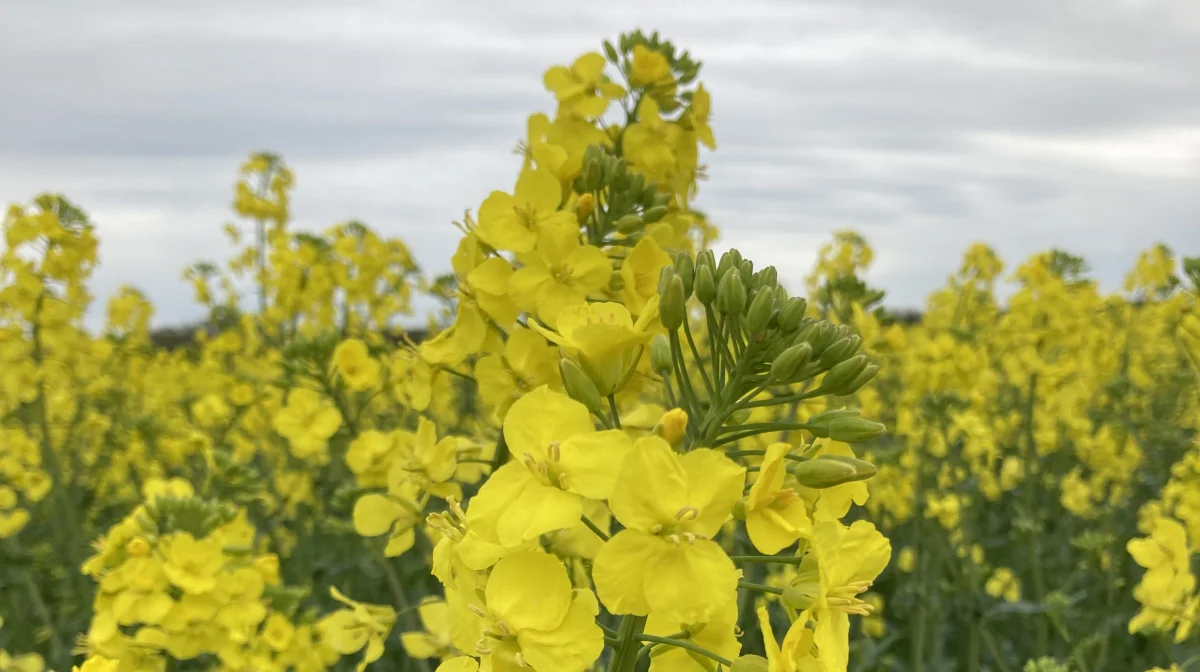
[737,581,784,596]
[608,394,622,430]
[682,315,715,398]
[581,515,610,542]
[373,552,432,672]
[607,615,648,672]
[730,555,805,565]
[634,634,731,667]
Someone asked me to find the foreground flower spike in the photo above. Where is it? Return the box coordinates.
[594,436,746,624]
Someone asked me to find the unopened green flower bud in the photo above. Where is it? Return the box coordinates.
[660,276,686,331]
[819,453,879,480]
[757,265,778,289]
[716,271,747,316]
[650,335,673,374]
[642,205,668,224]
[819,335,862,368]
[694,264,717,305]
[640,184,660,207]
[738,259,754,286]
[731,499,747,520]
[560,358,604,415]
[695,249,716,272]
[770,343,813,382]
[674,253,695,298]
[582,159,601,192]
[615,214,643,233]
[779,297,808,332]
[716,249,740,280]
[806,408,861,425]
[821,354,869,394]
[809,322,838,355]
[603,40,620,63]
[657,266,677,296]
[745,289,775,336]
[652,191,672,208]
[790,457,859,488]
[827,416,887,443]
[628,173,645,198]
[730,655,770,672]
[840,363,879,395]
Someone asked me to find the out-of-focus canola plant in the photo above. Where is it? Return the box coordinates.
[0,29,1197,672]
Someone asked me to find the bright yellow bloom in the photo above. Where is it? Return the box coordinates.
[744,443,812,555]
[509,223,610,327]
[543,52,624,119]
[620,237,673,316]
[332,339,382,391]
[630,44,672,86]
[319,587,397,672]
[476,168,575,254]
[593,436,745,624]
[466,386,631,547]
[353,481,424,557]
[272,388,343,462]
[985,567,1022,603]
[161,532,225,595]
[756,606,821,672]
[532,299,659,395]
[461,550,603,671]
[400,599,456,661]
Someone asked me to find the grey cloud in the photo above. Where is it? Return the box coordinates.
[1,0,1197,328]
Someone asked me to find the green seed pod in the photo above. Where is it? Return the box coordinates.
[716,270,747,316]
[790,457,858,488]
[694,264,717,305]
[642,205,668,224]
[822,353,869,394]
[779,297,808,332]
[840,363,879,395]
[827,416,887,443]
[560,358,604,415]
[730,655,770,672]
[745,288,775,336]
[674,253,695,298]
[650,334,673,374]
[659,276,687,331]
[770,342,813,382]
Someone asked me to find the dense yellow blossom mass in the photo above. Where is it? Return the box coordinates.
[1,28,1197,672]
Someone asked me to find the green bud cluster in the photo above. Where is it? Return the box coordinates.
[143,494,238,538]
[575,145,672,241]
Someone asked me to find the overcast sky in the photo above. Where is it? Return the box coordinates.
[2,1,1198,328]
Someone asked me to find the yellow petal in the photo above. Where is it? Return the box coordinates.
[516,590,605,671]
[644,538,738,625]
[609,436,688,532]
[593,529,660,615]
[558,430,634,500]
[485,551,571,632]
[353,494,402,537]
